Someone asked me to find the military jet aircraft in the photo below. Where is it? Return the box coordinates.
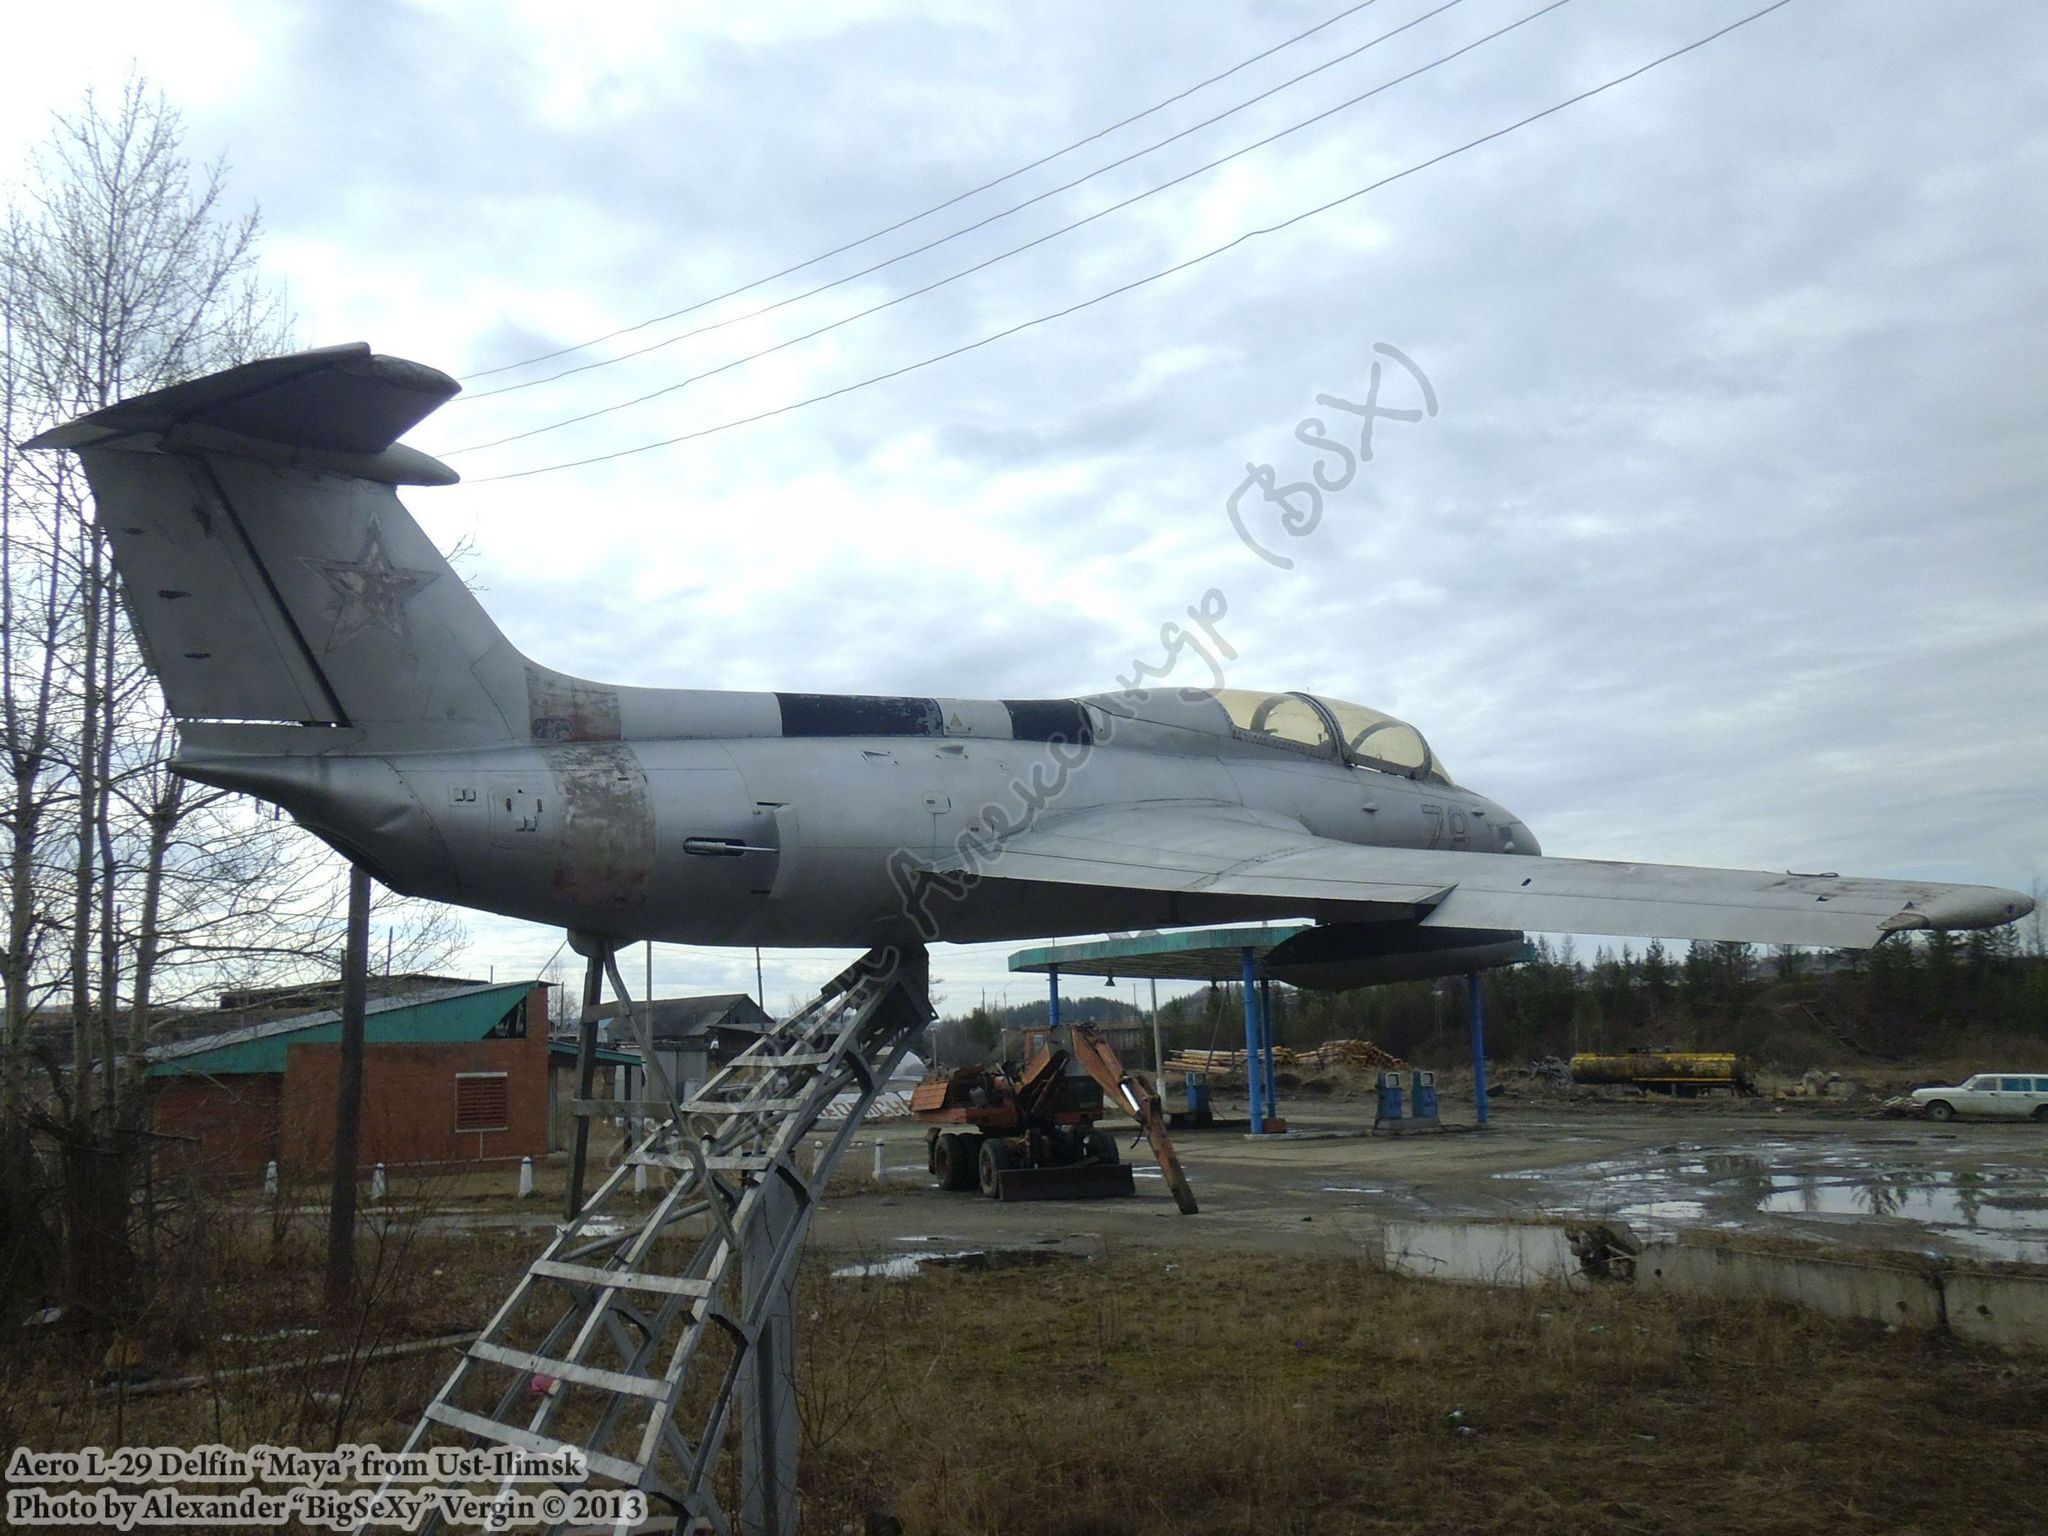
[27,345,2033,989]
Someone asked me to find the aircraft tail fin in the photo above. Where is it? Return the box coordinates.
[25,344,527,746]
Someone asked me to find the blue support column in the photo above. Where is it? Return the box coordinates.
[1259,977,1278,1123]
[1047,966,1061,1041]
[1241,948,1264,1135]
[1467,970,1489,1128]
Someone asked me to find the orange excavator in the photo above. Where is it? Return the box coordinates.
[911,1024,1199,1213]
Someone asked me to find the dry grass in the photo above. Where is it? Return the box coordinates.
[796,1248,2048,1536]
[5,1215,2043,1535]
[0,1192,539,1473]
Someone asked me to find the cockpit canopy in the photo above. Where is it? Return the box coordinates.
[1207,688,1450,783]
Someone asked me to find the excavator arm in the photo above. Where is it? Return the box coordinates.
[1068,1026,1200,1215]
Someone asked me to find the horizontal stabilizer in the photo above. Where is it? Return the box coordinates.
[24,343,460,486]
[25,344,521,739]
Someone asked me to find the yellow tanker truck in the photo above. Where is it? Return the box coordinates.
[1568,1050,1754,1096]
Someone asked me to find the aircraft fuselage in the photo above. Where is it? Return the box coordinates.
[178,689,1534,950]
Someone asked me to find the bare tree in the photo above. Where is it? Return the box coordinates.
[0,79,464,1327]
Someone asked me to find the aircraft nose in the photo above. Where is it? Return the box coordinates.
[1476,796,1540,855]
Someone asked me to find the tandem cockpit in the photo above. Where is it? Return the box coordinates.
[1089,687,1453,784]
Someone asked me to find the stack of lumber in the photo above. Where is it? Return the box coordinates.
[1162,1047,1278,1078]
[1160,1038,1404,1083]
[1160,1048,1282,1082]
[1297,1038,1406,1073]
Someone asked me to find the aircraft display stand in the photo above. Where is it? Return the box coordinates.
[388,942,932,1536]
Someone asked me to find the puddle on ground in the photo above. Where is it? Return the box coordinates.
[830,1247,1080,1281]
[1756,1172,2048,1263]
[1489,1135,2048,1263]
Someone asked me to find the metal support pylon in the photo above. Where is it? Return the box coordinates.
[390,943,931,1536]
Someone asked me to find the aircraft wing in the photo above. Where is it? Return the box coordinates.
[944,803,2029,949]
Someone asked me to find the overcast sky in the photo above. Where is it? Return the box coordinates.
[5,0,2043,1016]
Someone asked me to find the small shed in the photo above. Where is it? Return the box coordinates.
[631,993,773,1102]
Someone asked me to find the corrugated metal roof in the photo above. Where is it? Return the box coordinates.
[147,980,538,1077]
[642,993,771,1037]
[547,1040,641,1068]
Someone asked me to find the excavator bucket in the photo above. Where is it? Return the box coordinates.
[994,1161,1136,1202]
[1067,1025,1200,1214]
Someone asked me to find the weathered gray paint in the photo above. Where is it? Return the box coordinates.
[28,346,2035,963]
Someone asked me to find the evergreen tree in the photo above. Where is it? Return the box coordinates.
[1641,937,1672,1014]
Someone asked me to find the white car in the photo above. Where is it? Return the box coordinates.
[1910,1074,2048,1122]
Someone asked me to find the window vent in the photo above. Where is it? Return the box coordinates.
[454,1071,510,1132]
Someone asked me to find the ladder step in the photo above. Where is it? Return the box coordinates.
[680,1096,808,1115]
[623,1151,689,1171]
[734,1050,836,1069]
[529,1259,713,1298]
[706,1153,777,1172]
[468,1341,671,1402]
[423,1402,643,1487]
[626,1151,774,1173]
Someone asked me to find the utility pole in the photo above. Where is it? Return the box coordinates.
[324,865,371,1316]
[1149,978,1164,1086]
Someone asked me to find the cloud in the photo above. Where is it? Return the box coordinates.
[5,0,2041,1005]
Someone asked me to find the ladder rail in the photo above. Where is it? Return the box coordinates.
[640,1026,918,1509]
[390,944,930,1536]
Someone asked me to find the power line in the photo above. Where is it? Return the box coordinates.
[461,0,1468,404]
[441,0,1553,456]
[460,0,1390,382]
[464,0,1798,487]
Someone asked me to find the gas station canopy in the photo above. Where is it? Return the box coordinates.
[1008,923,1504,1136]
[1006,924,1311,983]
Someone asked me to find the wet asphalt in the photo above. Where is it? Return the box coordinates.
[409,1098,2048,1270]
[804,1099,2048,1267]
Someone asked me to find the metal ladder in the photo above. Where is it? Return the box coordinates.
[393,943,931,1536]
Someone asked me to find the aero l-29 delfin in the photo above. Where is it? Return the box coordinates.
[27,346,2033,988]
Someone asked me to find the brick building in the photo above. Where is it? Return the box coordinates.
[148,979,550,1174]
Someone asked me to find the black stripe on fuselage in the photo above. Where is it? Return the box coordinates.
[1001,699,1093,745]
[770,692,1095,745]
[776,693,943,736]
